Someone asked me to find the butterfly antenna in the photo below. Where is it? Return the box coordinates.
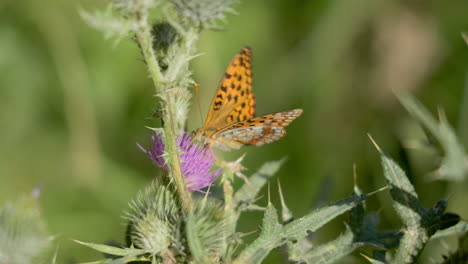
[194,83,204,127]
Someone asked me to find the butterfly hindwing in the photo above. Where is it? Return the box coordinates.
[213,109,303,148]
[203,47,255,130]
[195,47,303,151]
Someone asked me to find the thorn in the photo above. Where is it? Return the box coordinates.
[278,179,293,222]
[437,107,447,123]
[353,163,357,186]
[279,156,289,165]
[367,133,383,153]
[367,185,389,197]
[239,229,257,238]
[267,182,271,204]
[52,245,60,264]
[201,184,212,209]
[462,32,468,44]
[72,239,85,245]
[145,126,164,134]
[360,253,375,263]
[252,194,264,205]
[277,179,286,207]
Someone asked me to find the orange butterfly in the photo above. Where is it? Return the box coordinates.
[194,46,303,151]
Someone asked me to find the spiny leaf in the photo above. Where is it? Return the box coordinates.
[232,203,282,264]
[287,182,387,264]
[372,136,458,263]
[378,149,425,227]
[282,193,368,240]
[299,227,364,264]
[234,159,284,207]
[287,238,313,263]
[79,254,151,264]
[397,92,467,181]
[349,182,366,234]
[234,192,371,264]
[432,221,468,240]
[74,240,145,257]
[79,254,152,264]
[374,143,427,263]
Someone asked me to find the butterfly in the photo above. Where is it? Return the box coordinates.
[194,46,303,151]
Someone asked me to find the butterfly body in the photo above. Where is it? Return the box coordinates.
[195,47,303,151]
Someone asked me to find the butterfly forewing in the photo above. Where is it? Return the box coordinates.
[197,47,303,151]
[203,46,256,130]
[213,109,303,149]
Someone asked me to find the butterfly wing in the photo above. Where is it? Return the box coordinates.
[210,109,303,151]
[203,46,256,131]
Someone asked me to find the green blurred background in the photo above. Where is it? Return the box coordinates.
[1,0,467,263]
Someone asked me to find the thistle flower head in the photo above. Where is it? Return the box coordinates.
[169,0,237,29]
[125,180,184,260]
[139,132,222,191]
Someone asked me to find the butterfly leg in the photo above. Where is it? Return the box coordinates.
[207,144,218,161]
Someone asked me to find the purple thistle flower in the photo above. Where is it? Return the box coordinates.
[138,132,222,191]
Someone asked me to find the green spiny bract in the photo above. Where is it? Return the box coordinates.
[0,192,52,264]
[125,180,185,261]
[187,198,229,262]
[111,0,161,18]
[125,181,230,263]
[168,0,237,29]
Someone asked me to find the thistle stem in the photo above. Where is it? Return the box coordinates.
[135,15,192,213]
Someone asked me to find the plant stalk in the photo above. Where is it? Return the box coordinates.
[135,17,192,213]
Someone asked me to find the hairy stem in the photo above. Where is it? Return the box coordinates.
[135,12,192,213]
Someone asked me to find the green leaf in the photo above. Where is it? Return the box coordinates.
[282,193,367,240]
[234,193,370,264]
[379,151,425,227]
[349,183,365,234]
[74,240,145,257]
[398,92,467,181]
[186,211,204,260]
[287,238,313,263]
[373,138,457,263]
[287,183,391,264]
[376,149,428,263]
[233,203,282,264]
[234,159,284,207]
[79,254,152,264]
[299,227,364,264]
[431,221,468,240]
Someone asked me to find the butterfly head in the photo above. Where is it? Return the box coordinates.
[192,128,205,143]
